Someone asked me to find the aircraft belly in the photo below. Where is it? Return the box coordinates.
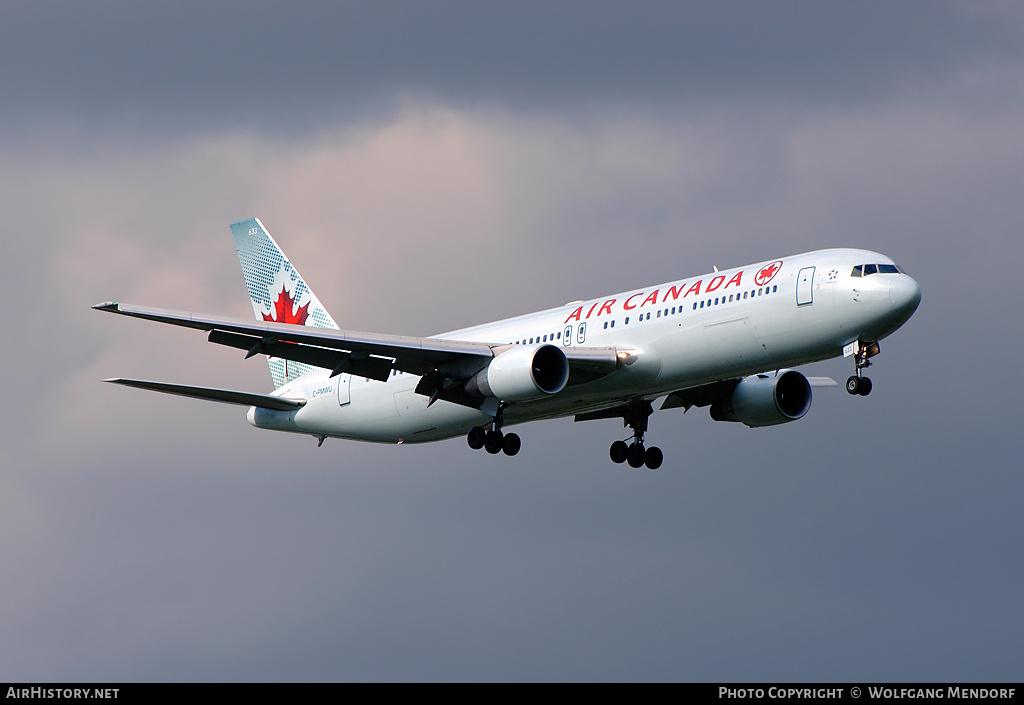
[499,358,664,425]
[644,322,738,387]
[701,317,768,373]
[393,388,491,443]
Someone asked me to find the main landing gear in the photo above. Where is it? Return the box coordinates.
[466,406,520,457]
[846,340,880,396]
[608,401,663,470]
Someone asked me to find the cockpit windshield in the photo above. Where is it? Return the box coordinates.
[851,264,905,277]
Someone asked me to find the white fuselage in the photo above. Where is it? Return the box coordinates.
[247,249,921,443]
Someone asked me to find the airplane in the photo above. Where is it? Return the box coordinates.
[95,218,921,470]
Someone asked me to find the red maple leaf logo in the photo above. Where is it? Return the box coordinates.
[755,261,782,286]
[264,284,310,325]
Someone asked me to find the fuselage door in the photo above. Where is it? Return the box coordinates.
[796,267,815,306]
[337,373,351,406]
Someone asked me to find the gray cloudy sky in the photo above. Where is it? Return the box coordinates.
[2,1,1022,682]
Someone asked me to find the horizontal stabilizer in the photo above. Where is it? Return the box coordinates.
[104,378,306,411]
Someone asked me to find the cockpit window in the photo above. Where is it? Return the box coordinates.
[854,263,905,276]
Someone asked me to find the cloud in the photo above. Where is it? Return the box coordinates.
[8,94,1023,492]
[2,40,1023,678]
[5,2,1023,150]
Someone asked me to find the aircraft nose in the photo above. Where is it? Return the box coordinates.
[889,275,922,318]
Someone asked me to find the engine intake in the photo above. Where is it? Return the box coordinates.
[466,344,570,402]
[710,370,812,427]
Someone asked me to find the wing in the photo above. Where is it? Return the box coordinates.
[575,374,837,426]
[658,374,837,411]
[94,301,625,407]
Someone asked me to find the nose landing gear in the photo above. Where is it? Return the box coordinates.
[846,341,880,396]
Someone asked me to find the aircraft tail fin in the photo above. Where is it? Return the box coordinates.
[230,218,339,389]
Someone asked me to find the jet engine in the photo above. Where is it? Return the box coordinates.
[465,344,570,402]
[710,370,812,427]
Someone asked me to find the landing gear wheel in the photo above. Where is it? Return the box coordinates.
[467,426,485,450]
[484,430,504,454]
[644,446,663,470]
[627,443,646,468]
[502,432,521,456]
[846,376,861,395]
[857,377,872,396]
[610,441,629,464]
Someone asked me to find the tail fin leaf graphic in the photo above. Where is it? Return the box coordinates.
[230,218,339,389]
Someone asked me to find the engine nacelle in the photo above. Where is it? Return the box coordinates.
[466,344,570,402]
[710,370,812,428]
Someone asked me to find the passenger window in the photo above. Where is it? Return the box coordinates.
[700,301,704,309]
[610,320,615,328]
[603,322,608,329]
[743,291,748,299]
[773,285,777,292]
[625,316,629,324]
